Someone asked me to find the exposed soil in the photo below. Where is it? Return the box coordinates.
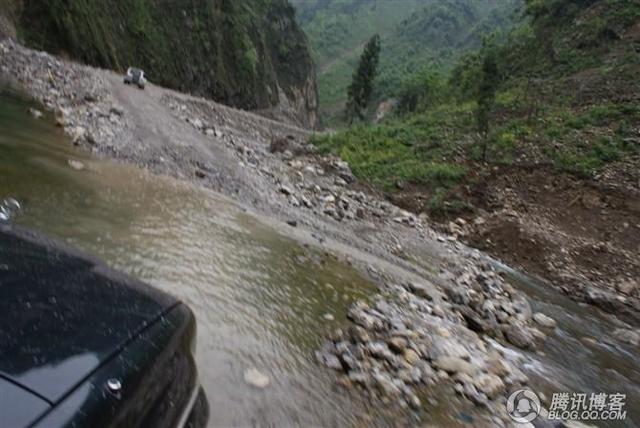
[390,162,640,323]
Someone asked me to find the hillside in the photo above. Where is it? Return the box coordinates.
[312,0,640,313]
[1,0,319,128]
[293,0,522,124]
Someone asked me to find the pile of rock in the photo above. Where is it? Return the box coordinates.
[0,39,126,154]
[317,258,555,419]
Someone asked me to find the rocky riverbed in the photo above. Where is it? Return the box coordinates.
[2,38,637,426]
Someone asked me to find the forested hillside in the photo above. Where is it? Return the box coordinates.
[1,0,319,128]
[293,0,522,124]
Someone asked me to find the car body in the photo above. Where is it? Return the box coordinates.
[0,225,208,427]
[123,67,146,89]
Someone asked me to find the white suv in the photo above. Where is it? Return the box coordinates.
[123,67,146,89]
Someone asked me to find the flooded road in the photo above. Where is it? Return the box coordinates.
[0,87,379,426]
[2,86,639,427]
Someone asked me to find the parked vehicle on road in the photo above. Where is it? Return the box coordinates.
[123,67,146,89]
[0,225,208,428]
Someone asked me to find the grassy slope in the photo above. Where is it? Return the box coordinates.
[312,0,640,214]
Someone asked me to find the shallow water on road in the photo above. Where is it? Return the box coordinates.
[0,88,380,426]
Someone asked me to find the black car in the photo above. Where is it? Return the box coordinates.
[0,225,208,427]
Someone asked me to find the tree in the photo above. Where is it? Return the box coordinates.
[397,67,444,114]
[475,44,500,161]
[345,34,381,123]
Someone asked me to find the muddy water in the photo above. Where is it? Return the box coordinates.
[0,88,382,426]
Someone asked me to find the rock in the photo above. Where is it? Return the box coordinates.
[407,282,435,300]
[473,373,505,399]
[473,217,486,226]
[70,126,86,144]
[487,358,512,377]
[348,326,371,343]
[68,159,85,170]
[286,219,298,227]
[533,313,557,329]
[429,337,471,361]
[403,349,421,365]
[204,128,215,136]
[585,287,625,312]
[373,372,401,396]
[455,217,467,226]
[243,368,270,388]
[315,350,342,370]
[388,337,408,353]
[190,118,204,129]
[432,305,445,318]
[459,306,495,334]
[323,313,335,321]
[505,325,537,350]
[348,371,370,385]
[269,137,289,153]
[613,328,640,346]
[616,279,638,296]
[28,108,43,119]
[512,296,533,322]
[54,107,71,126]
[433,356,476,376]
[83,92,98,102]
[322,194,336,204]
[279,185,293,195]
[195,169,206,178]
[367,342,390,358]
[407,392,421,409]
[300,195,313,208]
[109,105,124,116]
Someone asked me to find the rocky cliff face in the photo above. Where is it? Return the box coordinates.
[3,0,318,128]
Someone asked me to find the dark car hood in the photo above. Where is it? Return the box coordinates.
[0,225,178,403]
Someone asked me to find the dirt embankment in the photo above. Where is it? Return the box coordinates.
[391,161,640,323]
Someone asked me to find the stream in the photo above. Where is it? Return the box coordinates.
[1,87,638,427]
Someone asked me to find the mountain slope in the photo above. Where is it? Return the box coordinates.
[3,0,318,128]
[312,0,640,312]
[294,0,522,124]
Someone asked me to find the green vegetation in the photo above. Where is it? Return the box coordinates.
[346,35,381,123]
[312,0,640,213]
[14,0,315,113]
[293,0,522,124]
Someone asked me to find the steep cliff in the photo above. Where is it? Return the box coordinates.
[3,0,318,128]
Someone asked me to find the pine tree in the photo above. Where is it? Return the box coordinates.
[345,34,381,123]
